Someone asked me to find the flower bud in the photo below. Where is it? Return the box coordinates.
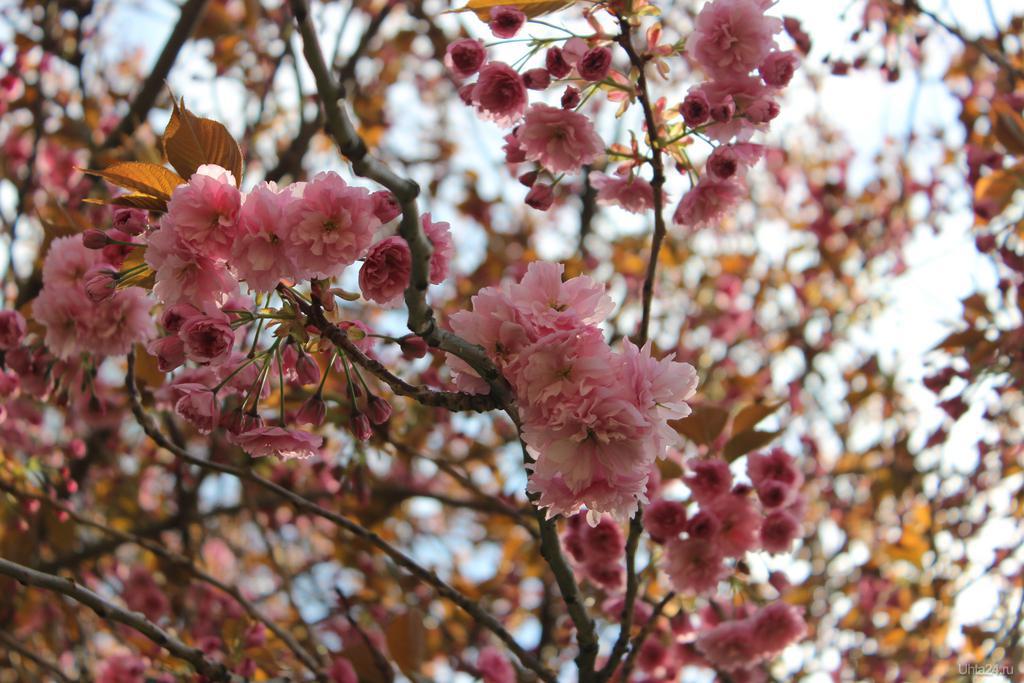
[366,396,392,425]
[561,86,581,110]
[398,335,428,359]
[295,352,320,386]
[523,68,551,91]
[296,395,326,427]
[84,266,116,303]
[525,183,554,211]
[82,229,111,249]
[351,412,372,441]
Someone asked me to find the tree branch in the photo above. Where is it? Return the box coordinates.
[102,0,211,149]
[0,557,241,682]
[125,350,555,683]
[287,0,515,410]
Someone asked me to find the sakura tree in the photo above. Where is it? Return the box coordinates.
[0,0,1021,681]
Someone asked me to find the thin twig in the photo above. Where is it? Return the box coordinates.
[0,557,240,681]
[124,351,555,683]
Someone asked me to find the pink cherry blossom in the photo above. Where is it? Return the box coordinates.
[672,176,746,227]
[146,223,238,309]
[707,493,762,557]
[694,619,760,671]
[488,6,525,39]
[178,313,235,365]
[684,458,732,503]
[749,602,807,656]
[760,509,801,552]
[591,172,655,214]
[516,104,604,173]
[577,46,612,81]
[445,38,486,79]
[288,171,380,280]
[664,536,728,595]
[471,62,528,127]
[231,181,297,292]
[759,50,800,87]
[174,382,219,434]
[359,236,411,305]
[162,164,241,260]
[644,498,689,543]
[422,213,454,283]
[688,0,782,79]
[230,426,322,460]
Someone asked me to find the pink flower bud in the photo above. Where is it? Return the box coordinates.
[545,47,571,79]
[745,98,780,124]
[351,412,372,441]
[82,229,111,249]
[370,190,401,223]
[444,38,486,79]
[295,352,321,386]
[366,396,392,425]
[525,183,554,211]
[681,89,710,127]
[399,335,428,359]
[523,68,551,90]
[84,266,116,303]
[561,86,581,109]
[518,171,538,187]
[503,132,527,164]
[710,95,735,122]
[577,46,611,82]
[488,6,525,38]
[111,207,148,235]
[296,395,326,427]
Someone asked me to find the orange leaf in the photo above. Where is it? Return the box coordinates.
[385,609,427,678]
[992,100,1024,155]
[673,405,729,446]
[452,0,576,20]
[723,429,781,462]
[83,162,185,201]
[731,400,785,435]
[974,163,1024,219]
[162,98,244,185]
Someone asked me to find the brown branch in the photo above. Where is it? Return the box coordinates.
[102,0,211,150]
[0,629,75,683]
[125,350,555,683]
[287,0,515,410]
[0,481,324,678]
[618,592,675,683]
[911,3,1023,84]
[0,557,240,681]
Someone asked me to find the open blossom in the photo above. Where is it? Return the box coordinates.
[288,172,380,279]
[444,38,486,78]
[230,426,322,460]
[422,213,454,283]
[695,619,760,671]
[644,498,689,543]
[179,313,235,365]
[359,236,411,305]
[706,142,765,181]
[516,104,604,173]
[684,458,733,503]
[664,536,728,595]
[577,46,612,81]
[761,509,801,552]
[471,62,528,127]
[687,0,782,79]
[707,493,762,557]
[173,383,219,434]
[34,235,154,359]
[673,176,746,227]
[162,164,241,260]
[231,181,297,292]
[760,50,800,87]
[750,603,807,655]
[477,646,516,683]
[146,222,238,309]
[591,172,655,214]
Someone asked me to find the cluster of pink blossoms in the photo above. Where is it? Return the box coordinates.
[33,234,155,359]
[138,165,450,310]
[655,448,806,595]
[673,0,799,227]
[447,262,698,521]
[445,12,607,211]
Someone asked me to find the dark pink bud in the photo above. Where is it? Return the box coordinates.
[518,170,538,187]
[366,396,392,425]
[522,68,551,90]
[296,395,326,427]
[746,98,780,124]
[488,6,525,38]
[82,229,111,249]
[561,86,581,110]
[681,89,710,127]
[84,266,116,303]
[577,46,611,82]
[295,352,320,386]
[525,183,554,211]
[545,47,571,79]
[111,207,148,235]
[710,95,735,122]
[759,50,800,88]
[444,38,486,79]
[370,191,401,223]
[503,132,527,163]
[351,412,372,441]
[161,303,200,333]
[399,335,428,359]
